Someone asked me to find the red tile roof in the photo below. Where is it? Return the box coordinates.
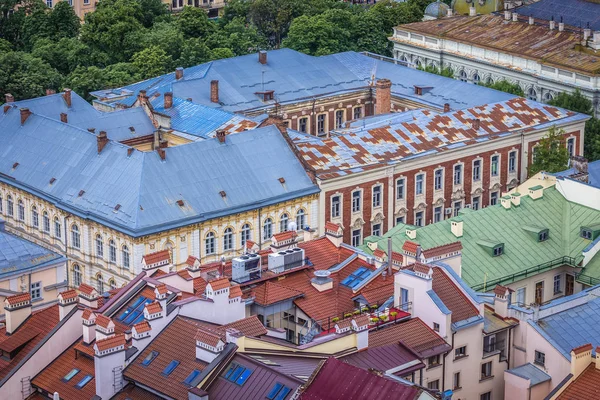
[402,241,419,254]
[95,333,126,352]
[0,328,40,353]
[373,249,386,258]
[5,292,31,305]
[177,269,193,280]
[353,314,370,328]
[229,285,242,299]
[299,357,421,400]
[324,222,341,233]
[298,237,355,270]
[422,242,462,258]
[253,281,304,306]
[194,277,208,294]
[113,383,163,400]
[391,251,403,264]
[133,321,152,334]
[221,316,267,338]
[82,309,96,321]
[195,328,223,347]
[208,277,230,291]
[273,231,297,242]
[368,318,450,358]
[430,267,479,323]
[493,284,511,297]
[412,263,432,275]
[78,283,96,296]
[155,283,168,295]
[95,314,113,329]
[335,319,353,330]
[59,289,78,301]
[572,343,594,355]
[185,255,200,267]
[557,363,600,400]
[143,250,171,265]
[245,239,256,249]
[0,305,60,381]
[356,279,394,306]
[145,301,162,314]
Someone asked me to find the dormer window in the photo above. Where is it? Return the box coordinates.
[255,90,274,102]
[580,224,600,240]
[581,228,592,240]
[538,230,549,242]
[493,245,503,257]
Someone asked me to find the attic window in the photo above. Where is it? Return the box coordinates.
[62,368,80,382]
[255,90,274,102]
[223,362,253,386]
[477,239,504,257]
[220,191,226,198]
[162,360,180,376]
[176,199,184,207]
[114,204,121,211]
[267,383,292,400]
[278,177,285,184]
[184,369,201,385]
[78,190,85,197]
[538,230,549,242]
[12,162,18,169]
[581,228,593,240]
[341,266,371,289]
[493,245,504,257]
[49,177,56,184]
[75,374,93,389]
[580,224,600,240]
[141,350,159,366]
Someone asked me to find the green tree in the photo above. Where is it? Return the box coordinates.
[179,37,211,67]
[131,45,172,79]
[283,12,349,56]
[144,21,184,60]
[353,12,389,55]
[65,63,138,100]
[31,38,101,76]
[0,37,11,53]
[46,1,80,40]
[205,17,264,56]
[176,6,215,38]
[369,0,424,33]
[529,126,570,176]
[249,0,304,47]
[0,51,62,100]
[417,64,454,77]
[219,0,251,26]
[138,0,168,27]
[483,80,524,97]
[209,47,234,61]
[584,117,600,162]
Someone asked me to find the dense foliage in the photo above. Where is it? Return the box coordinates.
[482,80,525,97]
[0,0,425,101]
[529,126,570,176]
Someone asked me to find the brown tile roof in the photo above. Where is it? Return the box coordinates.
[124,317,210,399]
[493,284,511,297]
[208,277,230,291]
[143,250,171,265]
[155,283,168,295]
[0,305,60,381]
[253,281,304,306]
[572,343,594,355]
[0,328,40,353]
[324,222,341,232]
[176,269,192,280]
[557,363,600,400]
[59,289,78,300]
[133,321,152,334]
[195,328,223,347]
[95,314,112,329]
[273,231,297,242]
[79,283,96,296]
[402,241,419,254]
[430,267,479,323]
[113,383,163,400]
[145,301,162,314]
[229,285,242,299]
[369,318,450,358]
[194,277,208,294]
[95,333,126,352]
[221,316,267,337]
[5,292,31,305]
[412,263,431,275]
[245,239,256,249]
[82,309,96,321]
[298,237,355,270]
[422,242,462,259]
[353,314,370,328]
[335,319,353,330]
[391,251,403,264]
[185,255,199,267]
[373,249,386,258]
[356,279,394,306]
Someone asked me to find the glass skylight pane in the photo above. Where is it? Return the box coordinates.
[141,351,159,366]
[224,364,237,379]
[229,366,245,382]
[235,368,252,385]
[184,369,201,385]
[275,386,291,400]
[267,383,283,399]
[162,360,180,376]
[63,368,80,382]
[75,375,93,389]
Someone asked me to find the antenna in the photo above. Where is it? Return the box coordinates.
[261,70,265,91]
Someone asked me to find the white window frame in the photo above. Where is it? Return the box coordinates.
[30,281,41,300]
[396,178,405,200]
[331,195,341,218]
[372,185,382,208]
[352,190,361,213]
[415,174,424,196]
[434,168,443,191]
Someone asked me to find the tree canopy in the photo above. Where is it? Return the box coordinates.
[482,80,525,97]
[529,126,570,176]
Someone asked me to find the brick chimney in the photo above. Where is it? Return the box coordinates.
[57,289,78,321]
[157,147,166,161]
[94,334,126,400]
[5,93,14,103]
[46,89,56,96]
[258,50,267,65]
[62,89,72,107]
[4,293,32,334]
[216,129,226,143]
[175,67,184,80]
[375,79,392,115]
[443,103,450,113]
[471,118,480,130]
[60,112,68,123]
[97,131,109,154]
[164,92,173,109]
[137,90,147,105]
[211,80,219,103]
[20,108,32,125]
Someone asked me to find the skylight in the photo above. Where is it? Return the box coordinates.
[75,375,93,389]
[223,362,253,386]
[267,382,292,400]
[141,350,159,367]
[62,368,80,382]
[341,267,371,288]
[162,360,180,376]
[184,369,201,385]
[117,296,152,325]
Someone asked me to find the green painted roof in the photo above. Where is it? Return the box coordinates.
[361,185,600,288]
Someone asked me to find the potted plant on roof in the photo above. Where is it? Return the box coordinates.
[344,312,352,318]
[361,306,369,313]
[353,310,360,316]
[370,317,379,324]
[390,311,398,320]
[332,317,340,323]
[370,304,378,310]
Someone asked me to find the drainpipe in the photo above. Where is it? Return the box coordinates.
[258,208,262,251]
[311,98,317,136]
[63,214,70,287]
[442,330,455,392]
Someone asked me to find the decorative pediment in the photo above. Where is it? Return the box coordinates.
[415,202,427,211]
[395,208,408,216]
[508,178,519,186]
[351,218,364,230]
[490,182,501,191]
[451,189,465,201]
[434,197,445,207]
[371,212,384,223]
[472,187,483,196]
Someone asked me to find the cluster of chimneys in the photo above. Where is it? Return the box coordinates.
[502,10,600,42]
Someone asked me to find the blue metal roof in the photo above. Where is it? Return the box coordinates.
[506,363,552,387]
[554,160,600,189]
[0,109,318,237]
[516,0,600,31]
[0,221,65,279]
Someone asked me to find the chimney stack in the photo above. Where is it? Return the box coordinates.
[512,12,518,22]
[82,309,97,344]
[94,334,126,400]
[472,118,480,130]
[5,93,14,103]
[62,89,72,107]
[447,8,452,17]
[549,17,555,31]
[58,289,78,321]
[216,129,226,143]
[164,92,173,109]
[159,139,168,148]
[60,112,68,123]
[137,90,147,105]
[20,108,32,125]
[210,80,219,103]
[451,219,463,238]
[97,131,109,154]
[258,50,267,65]
[469,6,476,17]
[584,23,592,41]
[157,147,166,161]
[559,17,564,32]
[375,79,392,115]
[504,10,511,21]
[529,16,534,25]
[175,67,184,80]
[46,89,56,96]
[3,293,32,334]
[443,103,450,113]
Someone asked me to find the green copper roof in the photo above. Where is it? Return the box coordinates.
[362,185,600,288]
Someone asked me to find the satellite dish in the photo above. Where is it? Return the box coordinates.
[288,221,297,231]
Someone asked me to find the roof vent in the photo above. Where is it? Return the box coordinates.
[219,190,226,198]
[258,50,267,65]
[311,270,333,292]
[114,204,121,211]
[157,147,166,161]
[216,129,226,143]
[49,177,56,185]
[5,93,14,103]
[60,112,68,123]
[129,126,135,132]
[278,177,285,184]
[175,67,184,80]
[127,148,134,157]
[176,199,184,207]
[78,190,85,197]
[12,162,18,169]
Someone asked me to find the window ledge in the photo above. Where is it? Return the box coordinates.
[479,375,494,383]
[426,364,442,371]
[453,355,469,362]
[534,361,545,368]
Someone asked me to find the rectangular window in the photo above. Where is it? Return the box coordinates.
[516,287,526,306]
[372,185,381,208]
[352,191,361,213]
[331,195,340,218]
[298,117,308,133]
[433,322,440,332]
[353,106,362,120]
[434,206,442,223]
[509,151,516,173]
[491,155,499,177]
[267,383,292,400]
[454,372,461,390]
[62,368,80,382]
[400,288,409,311]
[317,114,326,135]
[184,370,201,385]
[428,355,440,367]
[553,274,562,294]
[415,211,424,227]
[141,351,159,366]
[46,0,52,6]
[75,375,93,389]
[534,350,545,367]
[162,360,180,376]
[335,110,344,129]
[490,191,498,206]
[396,178,405,200]
[455,346,467,358]
[472,196,480,211]
[454,164,462,185]
[372,223,381,237]
[351,229,361,247]
[481,393,491,400]
[395,216,405,225]
[481,362,492,379]
[453,201,462,217]
[30,281,41,300]
[567,138,575,156]
[415,174,424,195]
[427,380,439,390]
[434,169,443,190]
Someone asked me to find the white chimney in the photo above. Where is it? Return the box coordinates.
[3,293,32,334]
[58,289,78,321]
[95,315,115,341]
[311,270,333,292]
[570,344,593,378]
[501,195,512,210]
[447,8,452,17]
[78,283,99,308]
[195,329,225,363]
[324,222,343,247]
[504,10,511,20]
[132,321,152,348]
[82,310,97,345]
[512,12,518,22]
[596,348,600,370]
[549,19,555,31]
[405,227,417,240]
[94,334,126,400]
[528,185,544,200]
[592,32,600,50]
[559,18,565,31]
[584,28,592,41]
[510,192,521,207]
[53,393,59,400]
[469,6,476,17]
[451,220,463,238]
[529,16,534,25]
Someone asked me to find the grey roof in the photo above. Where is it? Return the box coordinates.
[530,294,600,360]
[516,0,600,31]
[0,107,318,237]
[554,160,600,189]
[506,363,551,387]
[0,222,64,279]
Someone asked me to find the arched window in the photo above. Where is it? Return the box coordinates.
[415,59,422,68]
[43,211,50,233]
[0,194,3,214]
[122,245,130,269]
[485,76,494,86]
[7,195,13,217]
[527,87,537,101]
[109,279,117,290]
[71,225,80,249]
[73,264,82,287]
[543,92,554,102]
[31,206,39,228]
[223,228,233,251]
[263,218,273,240]
[96,235,103,258]
[54,217,61,238]
[96,273,104,293]
[17,199,25,221]
[472,73,481,84]
[399,54,408,63]
[280,213,289,233]
[240,224,251,247]
[205,232,216,255]
[458,70,468,82]
[296,209,306,230]
[109,240,117,262]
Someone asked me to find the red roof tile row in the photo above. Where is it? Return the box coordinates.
[143,250,171,265]
[5,292,31,305]
[95,334,126,352]
[252,281,304,306]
